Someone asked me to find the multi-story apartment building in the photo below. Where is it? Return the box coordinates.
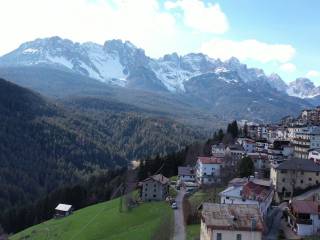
[270,158,320,202]
[300,107,320,124]
[292,126,320,159]
[196,157,222,185]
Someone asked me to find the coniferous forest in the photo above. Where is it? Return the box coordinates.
[0,78,205,232]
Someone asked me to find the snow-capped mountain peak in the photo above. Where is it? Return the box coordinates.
[1,36,319,98]
[286,78,320,98]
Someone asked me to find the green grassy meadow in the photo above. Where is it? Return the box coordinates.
[11,197,172,240]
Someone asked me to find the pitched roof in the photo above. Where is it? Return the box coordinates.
[242,181,273,202]
[142,174,169,185]
[275,158,320,172]
[200,203,264,232]
[219,186,243,198]
[198,156,223,164]
[55,204,72,212]
[291,200,319,214]
[178,166,195,176]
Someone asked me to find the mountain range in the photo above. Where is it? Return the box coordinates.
[0,36,318,122]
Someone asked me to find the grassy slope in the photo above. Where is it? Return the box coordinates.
[185,187,225,240]
[186,224,200,240]
[11,198,171,240]
[188,187,225,208]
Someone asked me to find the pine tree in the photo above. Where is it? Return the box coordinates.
[238,156,254,177]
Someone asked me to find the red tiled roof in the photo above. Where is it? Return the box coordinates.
[291,200,319,214]
[198,156,223,164]
[242,181,272,201]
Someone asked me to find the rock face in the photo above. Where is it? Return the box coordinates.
[287,78,320,98]
[0,36,315,121]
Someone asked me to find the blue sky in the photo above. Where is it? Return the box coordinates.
[0,0,319,84]
[211,0,320,84]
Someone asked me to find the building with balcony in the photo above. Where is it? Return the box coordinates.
[287,199,320,236]
[196,157,222,185]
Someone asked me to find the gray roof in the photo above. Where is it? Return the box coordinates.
[228,144,244,151]
[141,174,169,185]
[200,203,264,231]
[178,166,195,176]
[275,158,320,172]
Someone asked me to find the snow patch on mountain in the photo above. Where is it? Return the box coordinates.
[46,55,73,69]
[23,48,39,54]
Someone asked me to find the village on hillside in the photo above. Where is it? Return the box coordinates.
[138,106,320,240]
[9,106,320,240]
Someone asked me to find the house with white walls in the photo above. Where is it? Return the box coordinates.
[196,157,222,185]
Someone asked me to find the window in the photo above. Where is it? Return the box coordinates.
[317,172,319,176]
[236,234,242,240]
[301,171,304,175]
[301,180,304,184]
[216,233,222,240]
[153,194,156,198]
[309,178,312,181]
[282,178,285,182]
[281,170,287,173]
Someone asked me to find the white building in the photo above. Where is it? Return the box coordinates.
[196,157,222,185]
[308,149,320,164]
[237,138,256,153]
[55,204,73,217]
[255,140,268,154]
[211,144,226,158]
[225,145,245,161]
[257,125,268,139]
[178,166,196,182]
[288,199,320,236]
[219,178,274,217]
[293,126,320,159]
[200,203,264,240]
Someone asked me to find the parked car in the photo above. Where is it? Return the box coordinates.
[171,202,178,209]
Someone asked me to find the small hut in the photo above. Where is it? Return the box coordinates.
[54,204,73,217]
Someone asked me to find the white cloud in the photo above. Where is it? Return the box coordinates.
[201,39,296,63]
[0,0,182,57]
[164,0,229,34]
[279,63,296,73]
[306,70,320,78]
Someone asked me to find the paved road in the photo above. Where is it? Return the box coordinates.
[174,188,186,240]
[265,203,287,240]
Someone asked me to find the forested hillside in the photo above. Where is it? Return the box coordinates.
[0,79,204,211]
